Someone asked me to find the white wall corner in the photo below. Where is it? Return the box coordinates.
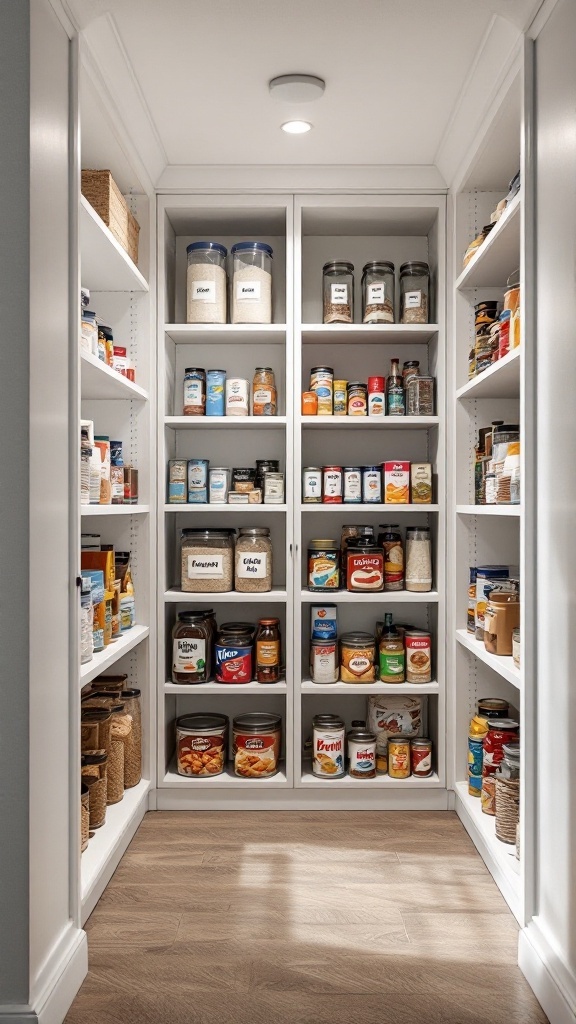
[519,920,576,1024]
[156,163,447,194]
[434,15,522,189]
[0,925,86,1024]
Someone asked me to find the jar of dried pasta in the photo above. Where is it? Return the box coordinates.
[180,529,235,593]
[235,527,273,593]
[399,261,430,324]
[81,750,108,829]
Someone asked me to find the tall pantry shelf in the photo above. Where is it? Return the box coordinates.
[450,65,530,926]
[77,175,155,922]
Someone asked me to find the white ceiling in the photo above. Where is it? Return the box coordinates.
[72,0,540,175]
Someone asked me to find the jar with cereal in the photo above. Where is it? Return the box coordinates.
[235,527,273,593]
[180,529,235,593]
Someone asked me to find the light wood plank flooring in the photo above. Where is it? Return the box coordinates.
[66,811,547,1024]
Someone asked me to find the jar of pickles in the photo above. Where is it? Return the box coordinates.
[399,261,430,324]
[361,261,394,323]
[323,261,354,324]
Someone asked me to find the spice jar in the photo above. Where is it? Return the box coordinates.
[81,750,108,829]
[235,527,273,593]
[347,728,377,778]
[233,713,281,777]
[252,367,277,416]
[406,375,435,416]
[255,618,281,682]
[176,713,228,777]
[362,261,394,324]
[399,261,430,324]
[308,539,340,591]
[323,261,354,324]
[172,612,212,684]
[180,528,235,593]
[340,631,376,683]
[183,367,206,416]
[405,526,432,592]
[186,241,227,324]
[231,242,273,324]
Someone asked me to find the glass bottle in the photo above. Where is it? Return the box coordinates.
[386,358,405,416]
[379,613,405,683]
[255,618,281,683]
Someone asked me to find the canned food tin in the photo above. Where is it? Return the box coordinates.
[405,630,432,683]
[209,467,230,504]
[215,633,253,683]
[333,379,348,416]
[310,638,339,683]
[346,543,384,592]
[206,369,226,416]
[343,466,362,503]
[168,459,187,503]
[176,713,228,777]
[264,472,284,504]
[323,466,343,503]
[388,737,411,779]
[188,459,209,503]
[313,716,345,777]
[348,728,377,778]
[347,381,368,416]
[225,377,250,416]
[303,467,322,503]
[311,604,338,641]
[310,366,333,415]
[411,737,433,778]
[233,713,281,778]
[308,540,340,591]
[362,465,382,503]
[183,367,206,416]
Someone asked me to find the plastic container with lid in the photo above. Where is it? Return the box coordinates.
[186,242,227,324]
[323,261,354,324]
[231,242,273,324]
[362,261,394,324]
[176,713,229,777]
[180,528,235,593]
[233,712,282,777]
[172,612,213,684]
[405,526,432,592]
[235,527,273,593]
[399,261,430,324]
[406,375,435,416]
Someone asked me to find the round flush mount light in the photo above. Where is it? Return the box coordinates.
[281,120,313,134]
[269,74,325,103]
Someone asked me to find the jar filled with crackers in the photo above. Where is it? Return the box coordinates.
[233,712,281,778]
[176,713,228,777]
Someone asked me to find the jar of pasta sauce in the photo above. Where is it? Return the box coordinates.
[233,713,281,778]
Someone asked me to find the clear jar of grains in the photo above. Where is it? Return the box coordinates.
[362,261,395,323]
[180,528,235,593]
[399,261,430,324]
[405,526,432,593]
[323,261,354,324]
[235,527,273,594]
[231,242,273,324]
[186,242,227,324]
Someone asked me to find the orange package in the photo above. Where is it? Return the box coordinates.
[384,461,410,504]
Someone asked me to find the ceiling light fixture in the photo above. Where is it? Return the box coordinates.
[281,120,313,134]
[269,74,325,103]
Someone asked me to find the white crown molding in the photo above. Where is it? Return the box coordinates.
[519,919,576,1024]
[527,0,561,37]
[156,163,447,194]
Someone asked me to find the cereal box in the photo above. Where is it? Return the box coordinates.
[384,461,410,504]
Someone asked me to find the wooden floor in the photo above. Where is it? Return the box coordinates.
[66,811,547,1024]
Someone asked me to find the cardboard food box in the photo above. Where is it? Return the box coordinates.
[411,463,433,504]
[384,461,410,503]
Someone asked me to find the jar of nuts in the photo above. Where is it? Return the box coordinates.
[235,527,273,593]
[323,261,354,324]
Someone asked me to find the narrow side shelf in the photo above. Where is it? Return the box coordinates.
[302,503,439,513]
[81,352,149,401]
[164,504,287,513]
[300,769,443,788]
[456,629,521,689]
[80,625,150,687]
[80,196,149,293]
[455,192,521,290]
[456,347,520,400]
[81,504,150,516]
[454,781,521,922]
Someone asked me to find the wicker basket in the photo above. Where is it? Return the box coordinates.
[81,169,140,267]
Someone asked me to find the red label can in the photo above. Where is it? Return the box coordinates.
[482,719,519,775]
[346,551,384,592]
[215,641,252,682]
[368,376,385,393]
[323,466,343,503]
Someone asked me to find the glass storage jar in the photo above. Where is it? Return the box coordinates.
[186,241,227,324]
[81,750,108,829]
[405,526,432,592]
[180,528,235,593]
[252,367,277,416]
[231,242,273,324]
[233,712,282,778]
[399,261,430,324]
[323,261,354,324]
[406,374,435,416]
[362,261,395,323]
[172,612,213,684]
[235,527,273,594]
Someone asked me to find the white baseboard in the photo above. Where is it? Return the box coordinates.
[0,926,87,1024]
[519,920,576,1024]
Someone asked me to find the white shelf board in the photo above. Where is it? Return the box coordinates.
[456,347,520,400]
[457,504,521,517]
[301,679,439,695]
[165,588,288,604]
[81,778,150,923]
[300,768,442,788]
[165,324,286,345]
[301,416,439,429]
[80,196,149,293]
[81,352,149,401]
[455,192,521,290]
[301,590,438,604]
[456,629,521,689]
[301,503,439,513]
[301,323,439,344]
[163,763,288,788]
[164,504,287,513]
[80,625,150,687]
[164,680,287,695]
[165,416,286,430]
[454,781,521,922]
[81,504,150,516]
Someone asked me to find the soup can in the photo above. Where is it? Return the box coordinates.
[411,738,433,778]
[303,467,322,503]
[343,466,362,503]
[323,466,343,503]
[312,715,345,777]
[388,737,411,779]
[362,465,382,503]
[348,728,377,778]
[187,459,209,503]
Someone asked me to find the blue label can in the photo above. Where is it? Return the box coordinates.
[468,736,484,795]
[311,604,338,640]
[206,369,226,416]
[188,459,209,503]
[362,465,382,503]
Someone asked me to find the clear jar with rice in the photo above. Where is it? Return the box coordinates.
[186,242,227,324]
[180,529,235,593]
[235,527,273,593]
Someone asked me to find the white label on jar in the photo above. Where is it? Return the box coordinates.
[303,471,322,498]
[173,638,206,672]
[324,471,342,497]
[187,555,224,578]
[330,283,348,304]
[226,379,249,412]
[253,388,272,404]
[236,280,261,300]
[191,281,216,302]
[184,380,203,407]
[404,290,422,309]
[237,552,267,578]
[367,283,385,304]
[344,471,361,498]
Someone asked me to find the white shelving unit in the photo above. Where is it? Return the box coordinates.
[81,504,150,516]
[80,625,150,687]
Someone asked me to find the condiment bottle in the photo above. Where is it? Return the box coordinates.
[386,358,405,416]
[379,613,405,683]
[255,618,281,683]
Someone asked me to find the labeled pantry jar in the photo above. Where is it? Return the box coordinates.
[399,261,430,324]
[180,528,234,593]
[252,367,277,416]
[405,526,432,592]
[186,241,227,324]
[172,612,213,684]
[176,713,228,778]
[233,712,282,778]
[340,631,376,683]
[231,242,273,324]
[323,261,354,324]
[362,261,395,324]
[235,527,273,593]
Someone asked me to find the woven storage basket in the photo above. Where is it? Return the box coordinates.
[81,169,140,266]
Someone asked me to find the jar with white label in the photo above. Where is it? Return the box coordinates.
[399,261,430,324]
[235,527,273,593]
[231,242,273,324]
[186,242,227,324]
[362,261,395,324]
[303,467,322,503]
[171,613,212,684]
[323,261,354,324]
[180,529,234,593]
[225,377,250,416]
